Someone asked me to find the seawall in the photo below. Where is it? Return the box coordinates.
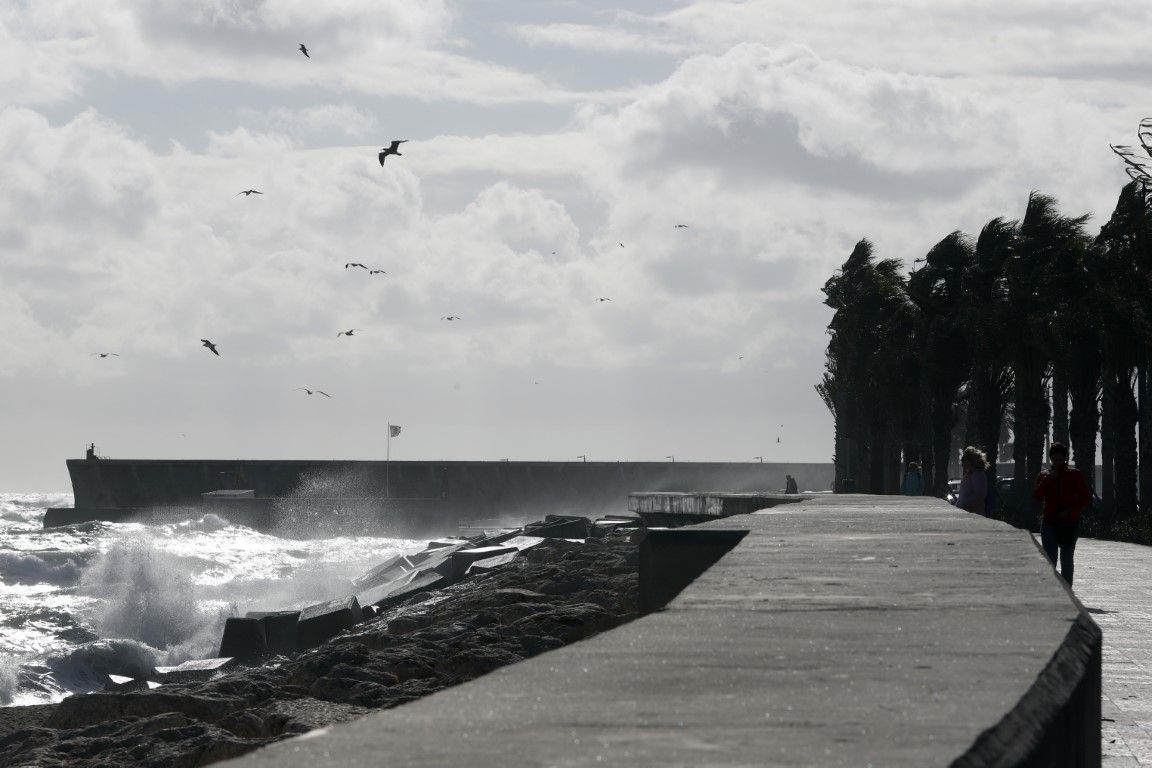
[52,458,833,534]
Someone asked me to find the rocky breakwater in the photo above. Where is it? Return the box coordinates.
[0,514,642,767]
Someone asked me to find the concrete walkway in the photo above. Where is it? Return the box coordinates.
[1071,538,1152,765]
[227,496,1092,767]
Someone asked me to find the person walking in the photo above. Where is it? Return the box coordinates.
[1032,442,1091,586]
[901,461,923,496]
[955,447,989,515]
[785,474,798,494]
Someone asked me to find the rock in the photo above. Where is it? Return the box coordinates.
[219,617,268,660]
[442,546,518,582]
[425,538,470,550]
[464,551,519,576]
[104,673,149,692]
[154,657,238,683]
[297,596,363,650]
[48,690,245,729]
[351,553,415,591]
[526,515,591,539]
[364,568,450,610]
[246,610,300,656]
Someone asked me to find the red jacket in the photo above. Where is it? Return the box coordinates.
[1032,467,1091,524]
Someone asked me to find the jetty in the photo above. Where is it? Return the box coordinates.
[223,494,1100,766]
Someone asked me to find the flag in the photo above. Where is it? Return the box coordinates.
[389,424,402,438]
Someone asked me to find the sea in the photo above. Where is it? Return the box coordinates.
[0,492,423,707]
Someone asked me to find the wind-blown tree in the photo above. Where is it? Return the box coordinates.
[907,232,975,496]
[1093,181,1152,520]
[1005,192,1090,498]
[962,218,1017,481]
[819,239,915,492]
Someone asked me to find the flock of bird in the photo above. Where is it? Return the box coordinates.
[88,42,707,405]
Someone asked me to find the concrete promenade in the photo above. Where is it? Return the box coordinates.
[226,495,1096,767]
[1071,538,1152,765]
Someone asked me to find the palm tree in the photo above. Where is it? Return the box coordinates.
[908,232,976,495]
[820,239,915,492]
[1004,192,1090,498]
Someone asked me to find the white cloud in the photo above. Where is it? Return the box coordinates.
[513,22,687,55]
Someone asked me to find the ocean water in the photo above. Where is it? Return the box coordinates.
[0,492,423,707]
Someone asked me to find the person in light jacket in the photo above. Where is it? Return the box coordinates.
[955,446,989,515]
[901,461,923,496]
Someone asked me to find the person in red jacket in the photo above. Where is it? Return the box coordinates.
[1032,442,1091,586]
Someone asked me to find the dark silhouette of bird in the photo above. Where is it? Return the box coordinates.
[441,315,462,321]
[674,224,688,228]
[90,352,120,358]
[595,297,612,302]
[201,339,219,356]
[619,242,624,248]
[369,269,387,275]
[777,436,781,443]
[737,355,744,360]
[295,388,331,398]
[299,43,309,58]
[379,140,407,166]
[336,328,362,337]
[236,190,263,197]
[345,262,368,270]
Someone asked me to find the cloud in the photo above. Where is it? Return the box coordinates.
[513,22,687,55]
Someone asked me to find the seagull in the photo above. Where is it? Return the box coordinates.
[379,140,407,166]
[201,339,219,356]
[619,243,625,248]
[90,352,120,358]
[674,224,688,228]
[336,328,362,337]
[441,315,462,321]
[299,43,309,58]
[369,269,387,275]
[236,190,263,197]
[738,355,744,360]
[295,388,331,398]
[595,297,612,302]
[345,262,368,270]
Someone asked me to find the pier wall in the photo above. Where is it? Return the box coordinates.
[61,459,832,532]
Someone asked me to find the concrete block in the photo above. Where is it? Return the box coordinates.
[441,546,518,582]
[526,516,590,539]
[244,610,299,656]
[104,674,149,692]
[154,657,237,682]
[218,617,267,659]
[372,569,451,610]
[425,538,470,550]
[351,554,413,591]
[464,551,519,576]
[499,535,547,552]
[297,596,362,649]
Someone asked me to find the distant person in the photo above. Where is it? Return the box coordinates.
[785,474,798,494]
[901,461,922,496]
[956,446,989,515]
[1033,442,1091,586]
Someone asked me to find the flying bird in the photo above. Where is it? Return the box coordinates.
[201,339,219,356]
[619,243,625,248]
[441,315,462,321]
[298,43,309,58]
[369,269,387,275]
[236,190,263,197]
[90,352,120,358]
[336,328,362,337]
[345,262,368,270]
[674,224,688,228]
[595,297,612,302]
[379,140,408,166]
[295,388,331,398]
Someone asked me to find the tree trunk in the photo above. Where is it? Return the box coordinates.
[1139,350,1152,515]
[919,372,936,496]
[1116,370,1139,519]
[1068,378,1099,492]
[1101,367,1116,528]
[1052,369,1069,446]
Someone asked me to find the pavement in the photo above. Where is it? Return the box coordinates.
[1069,538,1152,765]
[225,495,1089,767]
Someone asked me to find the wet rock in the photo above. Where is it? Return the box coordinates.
[246,610,300,656]
[219,617,267,660]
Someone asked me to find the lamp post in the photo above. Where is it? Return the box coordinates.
[577,455,586,463]
[665,455,675,462]
[754,456,763,463]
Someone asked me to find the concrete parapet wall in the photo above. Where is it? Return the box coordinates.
[224,495,1100,767]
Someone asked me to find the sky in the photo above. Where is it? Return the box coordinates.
[3,1,1151,491]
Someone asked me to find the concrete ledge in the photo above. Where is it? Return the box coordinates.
[223,496,1099,767]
